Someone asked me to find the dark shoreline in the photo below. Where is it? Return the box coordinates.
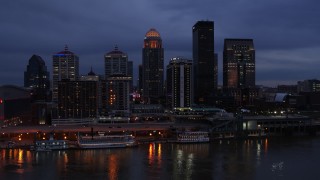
[2,134,319,150]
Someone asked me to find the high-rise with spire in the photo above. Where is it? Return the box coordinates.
[104,45,128,79]
[104,46,132,115]
[142,28,164,104]
[52,45,79,102]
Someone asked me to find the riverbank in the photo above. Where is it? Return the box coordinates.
[0,136,175,150]
[2,132,319,150]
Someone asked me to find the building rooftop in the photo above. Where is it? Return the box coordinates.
[55,45,75,55]
[87,67,96,76]
[106,45,126,55]
[29,54,46,66]
[145,28,161,38]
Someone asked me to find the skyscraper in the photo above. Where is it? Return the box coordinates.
[127,60,133,93]
[52,45,79,102]
[106,74,131,116]
[166,57,193,109]
[142,28,164,104]
[104,46,134,116]
[192,21,217,104]
[104,46,128,79]
[223,39,256,106]
[24,54,50,101]
[58,71,98,119]
[138,64,143,93]
[223,39,255,88]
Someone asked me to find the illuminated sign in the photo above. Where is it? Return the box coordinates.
[0,98,3,104]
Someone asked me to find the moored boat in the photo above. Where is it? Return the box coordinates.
[31,135,68,151]
[176,131,210,143]
[77,133,137,149]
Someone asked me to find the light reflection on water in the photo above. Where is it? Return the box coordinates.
[1,137,320,179]
[107,154,118,180]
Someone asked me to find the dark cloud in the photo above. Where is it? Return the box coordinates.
[0,0,319,87]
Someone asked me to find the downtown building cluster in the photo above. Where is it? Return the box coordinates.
[1,20,320,126]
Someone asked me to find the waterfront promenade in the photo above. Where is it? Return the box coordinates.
[0,122,210,134]
[1,114,320,149]
[0,122,209,149]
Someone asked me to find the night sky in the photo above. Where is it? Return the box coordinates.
[0,0,319,87]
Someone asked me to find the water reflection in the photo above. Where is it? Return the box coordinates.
[256,140,261,164]
[264,138,268,153]
[158,143,161,160]
[1,137,320,179]
[148,143,162,169]
[172,143,209,179]
[148,143,154,165]
[107,154,118,180]
[0,149,33,176]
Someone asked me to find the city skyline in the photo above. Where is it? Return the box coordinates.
[1,0,320,87]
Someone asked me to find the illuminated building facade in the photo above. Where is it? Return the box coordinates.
[127,60,133,93]
[223,39,255,89]
[104,46,128,78]
[297,79,320,93]
[142,28,164,104]
[24,54,50,101]
[166,57,193,109]
[138,64,143,93]
[192,21,217,104]
[0,85,32,126]
[106,74,131,116]
[52,45,79,102]
[223,39,256,106]
[57,72,98,119]
[105,46,133,95]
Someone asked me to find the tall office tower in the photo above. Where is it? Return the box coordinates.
[127,61,133,93]
[192,21,217,104]
[24,54,50,101]
[80,69,103,116]
[52,45,79,102]
[106,74,131,116]
[104,46,128,79]
[166,57,193,109]
[223,39,256,106]
[223,39,255,88]
[138,64,143,93]
[214,53,218,89]
[58,71,98,119]
[142,28,164,104]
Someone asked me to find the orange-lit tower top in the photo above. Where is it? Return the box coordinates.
[144,28,162,48]
[142,28,164,103]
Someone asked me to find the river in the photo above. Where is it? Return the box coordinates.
[1,136,320,180]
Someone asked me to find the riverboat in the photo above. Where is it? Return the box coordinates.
[31,135,68,151]
[77,133,136,149]
[176,131,210,143]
